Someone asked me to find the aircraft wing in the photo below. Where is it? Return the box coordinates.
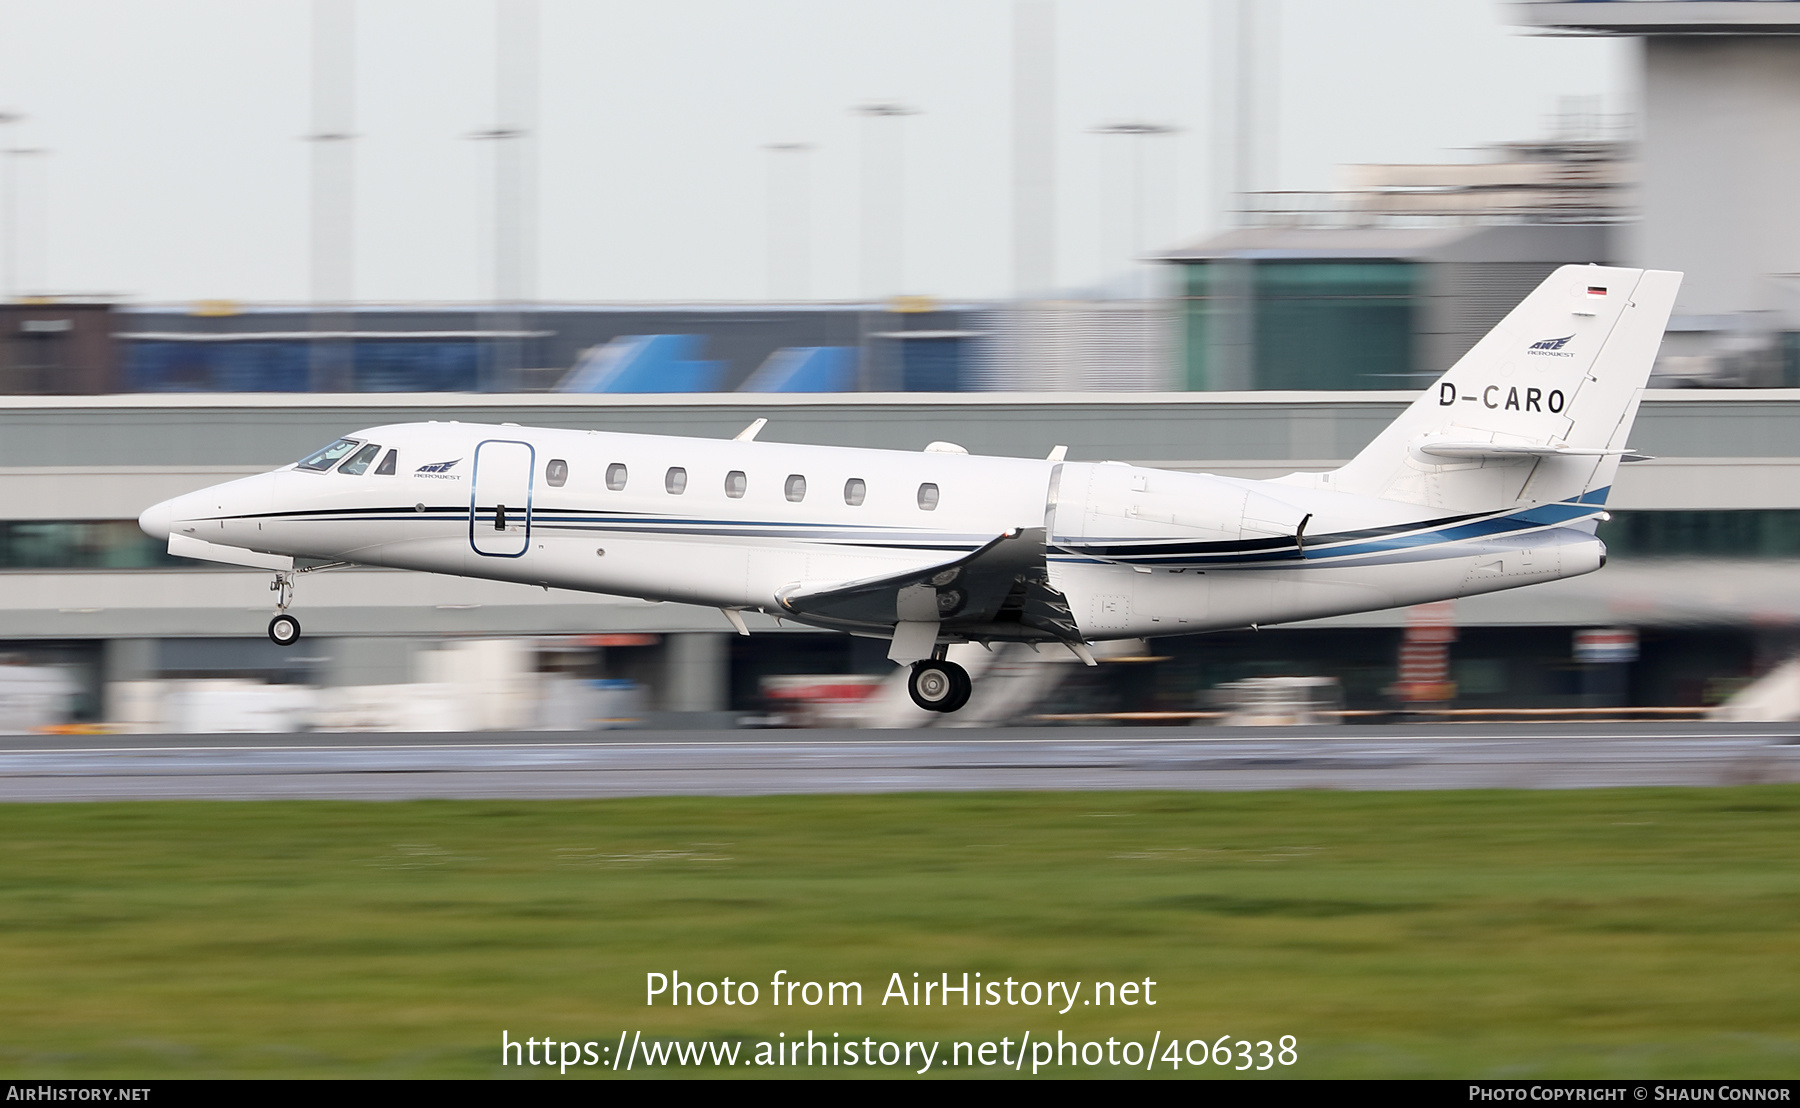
[773,526,1077,641]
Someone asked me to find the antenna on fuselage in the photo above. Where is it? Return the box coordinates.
[734,418,768,442]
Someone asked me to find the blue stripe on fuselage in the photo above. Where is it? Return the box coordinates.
[1059,491,1609,568]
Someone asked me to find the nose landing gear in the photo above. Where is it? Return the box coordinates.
[268,570,300,646]
[261,562,348,645]
[907,658,971,713]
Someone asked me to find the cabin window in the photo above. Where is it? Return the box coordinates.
[724,470,747,499]
[337,443,382,475]
[665,467,688,494]
[844,478,866,506]
[917,482,940,511]
[374,449,397,476]
[545,458,568,487]
[785,474,807,503]
[606,463,628,491]
[296,438,360,472]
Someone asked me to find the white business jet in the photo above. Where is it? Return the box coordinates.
[139,265,1679,713]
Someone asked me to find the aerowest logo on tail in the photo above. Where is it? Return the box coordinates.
[415,459,462,479]
[1528,335,1575,357]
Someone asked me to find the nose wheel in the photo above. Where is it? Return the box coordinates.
[268,613,302,646]
[908,659,972,713]
[268,569,301,646]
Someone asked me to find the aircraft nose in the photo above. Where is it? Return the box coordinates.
[138,498,177,542]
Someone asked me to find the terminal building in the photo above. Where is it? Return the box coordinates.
[1513,0,1800,383]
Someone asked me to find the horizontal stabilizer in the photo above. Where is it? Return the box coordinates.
[168,533,294,571]
[1415,442,1651,462]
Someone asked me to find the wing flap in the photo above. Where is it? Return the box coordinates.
[775,526,1074,640]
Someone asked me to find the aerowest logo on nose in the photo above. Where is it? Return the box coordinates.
[1528,335,1575,357]
[416,459,462,479]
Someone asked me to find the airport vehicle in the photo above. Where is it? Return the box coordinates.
[138,266,1679,713]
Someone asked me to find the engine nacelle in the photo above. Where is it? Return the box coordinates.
[1049,462,1310,557]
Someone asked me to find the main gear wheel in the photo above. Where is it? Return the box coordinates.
[907,659,972,713]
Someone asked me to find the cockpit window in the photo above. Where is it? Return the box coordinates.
[337,443,382,475]
[374,449,397,476]
[297,438,361,472]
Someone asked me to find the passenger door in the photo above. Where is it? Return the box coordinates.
[470,439,534,557]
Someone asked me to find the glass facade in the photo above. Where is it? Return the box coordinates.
[0,521,196,569]
[898,337,967,392]
[1598,510,1800,559]
[1179,260,1418,391]
[125,339,482,392]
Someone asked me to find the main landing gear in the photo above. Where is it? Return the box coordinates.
[908,658,971,713]
[268,570,301,646]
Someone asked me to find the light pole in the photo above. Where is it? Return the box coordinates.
[1012,0,1057,297]
[763,143,813,301]
[4,147,48,299]
[854,101,918,393]
[853,101,918,302]
[477,0,538,392]
[1092,122,1179,294]
[0,111,24,301]
[307,0,356,392]
[1213,0,1277,228]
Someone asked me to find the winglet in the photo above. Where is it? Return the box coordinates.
[734,418,768,442]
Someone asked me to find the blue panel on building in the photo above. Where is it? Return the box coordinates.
[738,346,857,392]
[558,335,726,393]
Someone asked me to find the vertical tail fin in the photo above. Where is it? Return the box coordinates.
[1328,265,1681,511]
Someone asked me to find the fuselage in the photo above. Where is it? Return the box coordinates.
[138,420,1608,642]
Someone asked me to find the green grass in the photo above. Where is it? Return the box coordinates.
[1,789,1799,1078]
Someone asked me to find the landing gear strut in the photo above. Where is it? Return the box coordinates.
[908,659,971,713]
[268,570,301,646]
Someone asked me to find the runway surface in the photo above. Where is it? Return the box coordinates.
[1,722,1797,801]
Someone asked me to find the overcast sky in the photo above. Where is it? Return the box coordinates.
[0,0,1630,305]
